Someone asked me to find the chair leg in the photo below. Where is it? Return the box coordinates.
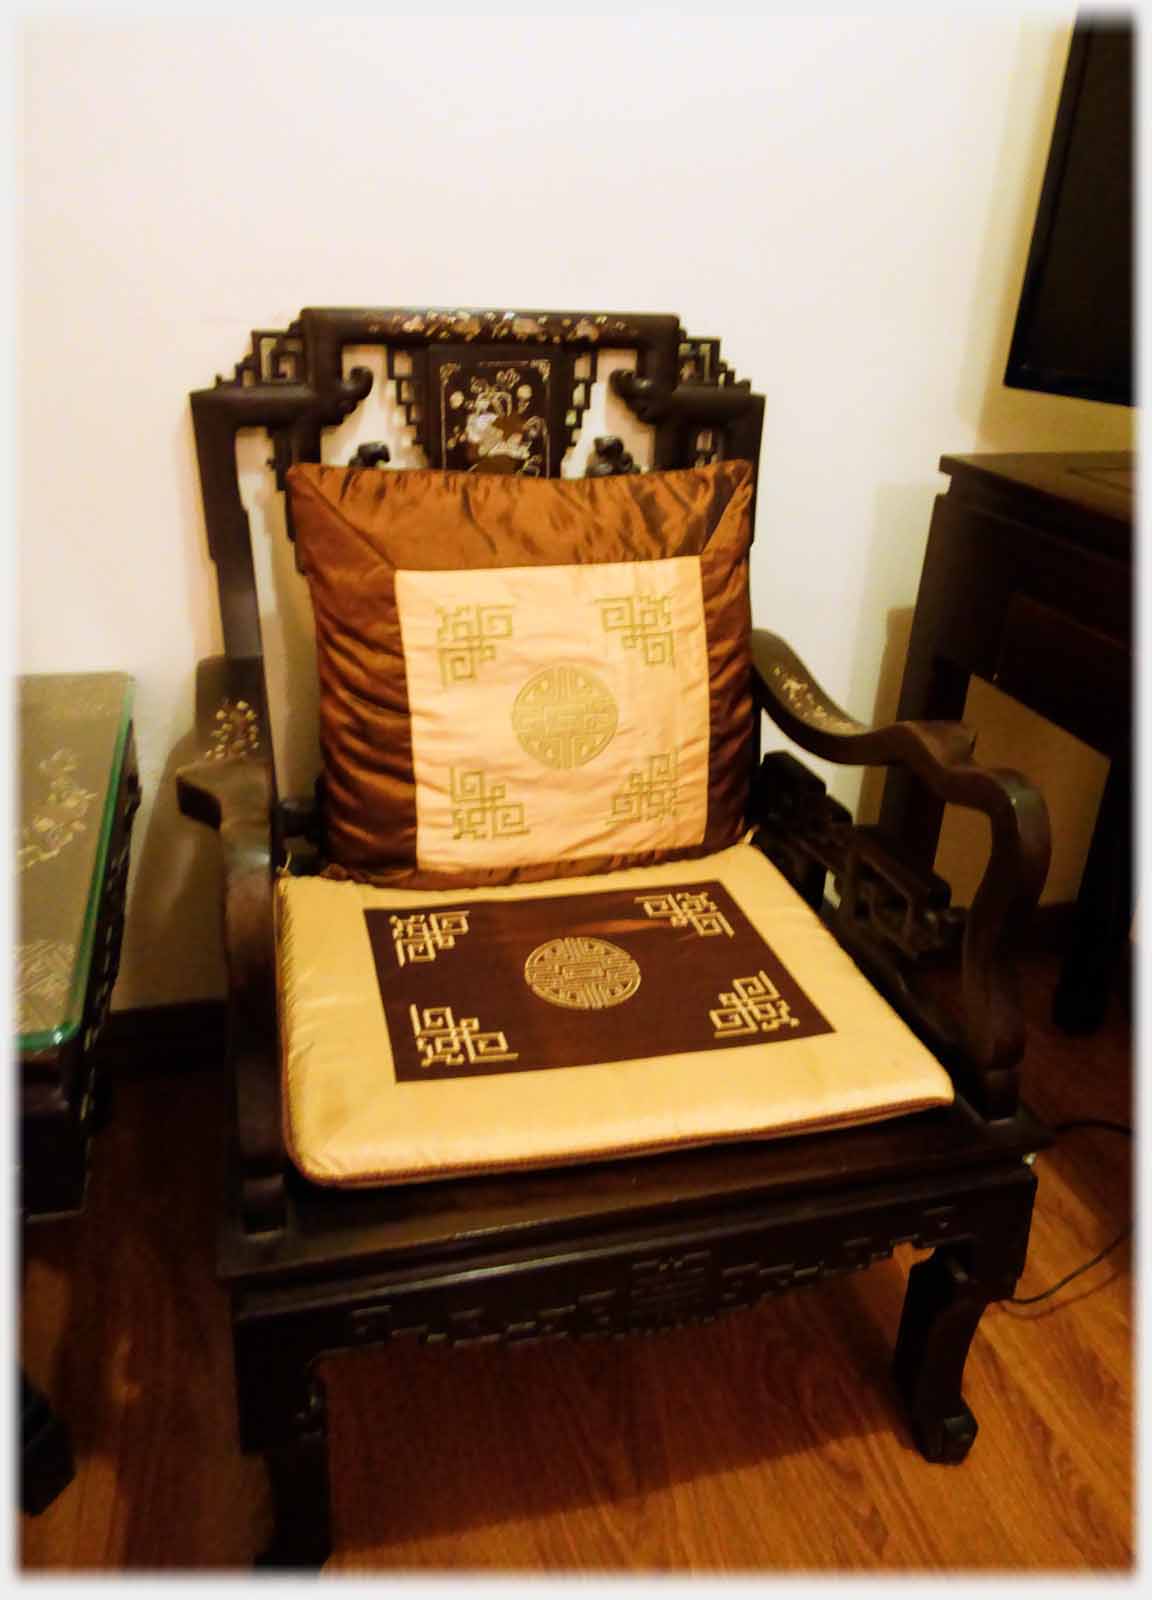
[891,1245,992,1463]
[20,1371,75,1516]
[233,1315,333,1568]
[255,1379,332,1569]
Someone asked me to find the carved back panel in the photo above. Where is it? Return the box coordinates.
[190,306,765,796]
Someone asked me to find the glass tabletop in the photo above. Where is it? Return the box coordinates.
[15,673,135,1051]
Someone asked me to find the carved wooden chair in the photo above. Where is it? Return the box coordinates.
[179,306,1051,1567]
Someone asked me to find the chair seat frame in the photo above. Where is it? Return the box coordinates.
[179,307,1051,1566]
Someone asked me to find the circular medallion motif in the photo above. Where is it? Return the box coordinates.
[524,937,641,1011]
[511,663,618,769]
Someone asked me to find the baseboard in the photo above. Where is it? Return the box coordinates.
[95,1000,227,1075]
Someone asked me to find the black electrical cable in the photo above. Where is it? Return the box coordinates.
[1007,1118,1133,1306]
[1050,1118,1134,1139]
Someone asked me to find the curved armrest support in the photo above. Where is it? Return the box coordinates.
[176,656,285,1232]
[752,631,1051,1112]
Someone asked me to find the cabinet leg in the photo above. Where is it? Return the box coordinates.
[1053,752,1131,1034]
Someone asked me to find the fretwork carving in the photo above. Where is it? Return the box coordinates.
[842,825,965,961]
[565,355,599,451]
[190,306,763,658]
[752,751,964,964]
[678,336,736,388]
[81,800,139,1058]
[235,326,307,386]
[385,346,429,450]
[341,1195,985,1350]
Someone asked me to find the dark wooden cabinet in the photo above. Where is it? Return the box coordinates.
[880,452,1133,1031]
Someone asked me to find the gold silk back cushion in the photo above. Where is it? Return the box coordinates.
[286,460,756,889]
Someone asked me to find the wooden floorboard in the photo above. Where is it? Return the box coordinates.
[20,953,1133,1571]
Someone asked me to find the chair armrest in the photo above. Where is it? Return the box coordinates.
[176,656,286,1233]
[752,629,976,768]
[751,630,1051,1116]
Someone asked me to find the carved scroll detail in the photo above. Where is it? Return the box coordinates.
[586,435,640,477]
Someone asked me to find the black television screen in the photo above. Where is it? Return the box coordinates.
[1005,20,1133,407]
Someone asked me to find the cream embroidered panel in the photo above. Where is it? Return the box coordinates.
[395,558,710,872]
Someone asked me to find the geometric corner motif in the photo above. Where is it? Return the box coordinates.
[389,910,471,968]
[437,603,515,686]
[408,1003,518,1071]
[596,593,675,665]
[609,754,682,825]
[450,767,529,841]
[710,970,802,1037]
[16,937,76,1035]
[636,887,734,937]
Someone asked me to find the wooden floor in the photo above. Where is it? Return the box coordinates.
[21,953,1133,1572]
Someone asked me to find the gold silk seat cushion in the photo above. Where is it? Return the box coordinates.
[285,460,755,889]
[276,842,955,1188]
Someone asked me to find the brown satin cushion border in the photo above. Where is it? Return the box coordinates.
[286,460,756,888]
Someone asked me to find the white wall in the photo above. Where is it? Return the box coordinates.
[18,16,1134,1008]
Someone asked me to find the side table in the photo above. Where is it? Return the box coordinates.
[17,672,140,1515]
[879,452,1132,1032]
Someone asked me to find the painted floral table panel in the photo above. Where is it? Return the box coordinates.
[16,673,133,1045]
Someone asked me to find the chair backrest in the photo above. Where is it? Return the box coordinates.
[190,306,766,798]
